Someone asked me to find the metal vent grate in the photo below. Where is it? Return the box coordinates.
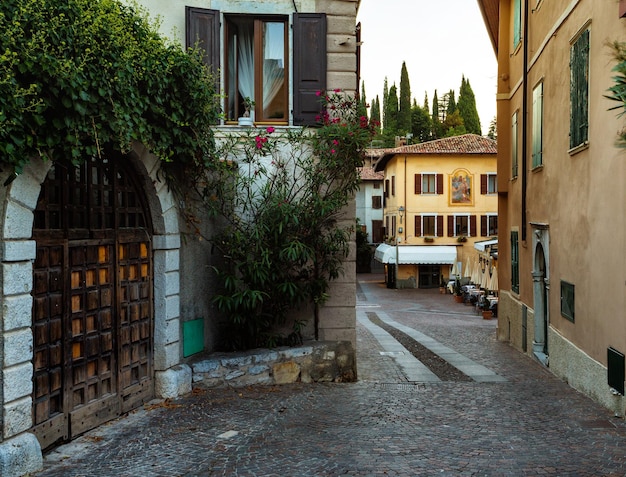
[607,347,625,395]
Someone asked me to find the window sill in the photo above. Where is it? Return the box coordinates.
[568,141,589,156]
[531,164,544,173]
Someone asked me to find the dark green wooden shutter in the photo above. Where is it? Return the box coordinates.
[293,13,327,126]
[570,29,589,149]
[186,8,220,75]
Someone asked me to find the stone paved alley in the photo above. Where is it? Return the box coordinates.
[34,274,626,476]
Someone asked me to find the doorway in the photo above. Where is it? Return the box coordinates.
[31,154,154,449]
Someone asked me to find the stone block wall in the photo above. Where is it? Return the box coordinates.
[191,341,356,388]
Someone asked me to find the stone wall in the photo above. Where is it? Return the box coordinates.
[191,341,356,388]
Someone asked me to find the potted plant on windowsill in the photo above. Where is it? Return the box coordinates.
[457,235,467,243]
[424,236,434,243]
[238,97,255,126]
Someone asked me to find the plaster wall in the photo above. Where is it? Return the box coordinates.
[494,0,626,415]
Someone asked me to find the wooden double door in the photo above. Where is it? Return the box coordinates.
[31,155,154,449]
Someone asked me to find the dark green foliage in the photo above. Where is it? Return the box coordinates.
[411,104,432,143]
[446,90,457,116]
[606,41,626,146]
[355,220,372,273]
[370,96,381,134]
[431,90,444,139]
[0,0,219,176]
[458,76,482,135]
[487,116,497,140]
[195,92,376,350]
[398,62,412,134]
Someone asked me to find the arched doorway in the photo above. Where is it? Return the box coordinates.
[31,153,154,449]
[532,226,550,365]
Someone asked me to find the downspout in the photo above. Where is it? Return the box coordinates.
[521,0,529,242]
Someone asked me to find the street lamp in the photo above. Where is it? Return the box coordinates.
[398,205,405,224]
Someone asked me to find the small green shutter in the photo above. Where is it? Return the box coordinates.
[570,29,589,149]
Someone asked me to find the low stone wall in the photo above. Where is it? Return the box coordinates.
[190,341,356,388]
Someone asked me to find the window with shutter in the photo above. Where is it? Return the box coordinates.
[436,216,444,237]
[570,29,589,149]
[511,230,520,293]
[391,176,395,196]
[512,111,519,178]
[414,174,421,194]
[423,215,435,236]
[293,13,327,126]
[532,82,544,168]
[372,196,382,209]
[481,174,497,194]
[436,174,444,195]
[414,215,422,237]
[513,0,522,49]
[185,9,327,126]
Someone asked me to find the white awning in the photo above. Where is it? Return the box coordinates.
[474,238,498,252]
[374,244,457,265]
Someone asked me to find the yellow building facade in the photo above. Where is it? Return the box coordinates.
[479,0,626,415]
[374,134,497,289]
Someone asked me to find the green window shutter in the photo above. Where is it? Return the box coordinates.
[532,83,543,168]
[511,111,518,178]
[570,29,589,149]
[511,231,519,293]
[513,0,522,48]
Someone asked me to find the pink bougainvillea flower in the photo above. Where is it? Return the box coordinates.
[315,91,322,97]
[332,139,339,146]
[331,149,336,154]
[266,126,275,134]
[334,88,341,93]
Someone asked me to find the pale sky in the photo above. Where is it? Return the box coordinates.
[356,0,497,135]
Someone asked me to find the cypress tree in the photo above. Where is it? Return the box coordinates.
[358,81,367,118]
[458,76,482,135]
[385,83,399,136]
[398,61,412,134]
[370,95,381,134]
[382,77,389,131]
[431,90,444,139]
[446,89,457,117]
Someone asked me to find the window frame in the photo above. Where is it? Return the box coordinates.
[371,195,382,210]
[224,15,289,124]
[422,173,436,194]
[513,0,522,50]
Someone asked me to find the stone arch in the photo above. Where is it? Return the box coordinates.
[0,144,189,475]
[532,225,550,364]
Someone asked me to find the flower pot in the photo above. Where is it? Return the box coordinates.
[482,310,493,320]
[454,295,464,303]
[238,117,253,127]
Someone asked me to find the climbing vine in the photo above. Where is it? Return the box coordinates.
[0,0,219,177]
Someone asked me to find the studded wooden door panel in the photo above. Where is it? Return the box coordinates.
[31,154,153,449]
[32,244,67,449]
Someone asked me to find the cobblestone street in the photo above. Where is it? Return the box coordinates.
[35,274,626,476]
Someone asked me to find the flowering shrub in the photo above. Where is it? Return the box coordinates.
[183,91,376,350]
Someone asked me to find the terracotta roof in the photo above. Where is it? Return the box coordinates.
[358,167,384,181]
[374,134,497,172]
[394,134,497,155]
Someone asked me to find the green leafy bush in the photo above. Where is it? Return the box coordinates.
[183,91,377,350]
[0,0,219,175]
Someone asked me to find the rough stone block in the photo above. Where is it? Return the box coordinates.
[154,341,180,371]
[2,262,33,296]
[323,282,356,307]
[317,306,356,329]
[3,397,32,437]
[272,361,301,384]
[153,234,181,251]
[155,364,192,399]
[1,240,36,263]
[0,433,43,477]
[2,294,32,331]
[221,355,254,368]
[3,363,33,402]
[2,202,34,240]
[281,346,313,359]
[3,328,33,367]
[192,359,220,374]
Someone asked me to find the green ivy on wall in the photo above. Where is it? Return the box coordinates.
[0,0,220,178]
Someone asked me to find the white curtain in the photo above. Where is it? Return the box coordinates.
[237,31,254,107]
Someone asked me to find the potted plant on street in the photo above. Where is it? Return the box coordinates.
[453,278,463,303]
[439,278,446,294]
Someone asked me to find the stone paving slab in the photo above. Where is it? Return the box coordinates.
[33,275,626,477]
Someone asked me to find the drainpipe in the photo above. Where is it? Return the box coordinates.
[521,0,529,242]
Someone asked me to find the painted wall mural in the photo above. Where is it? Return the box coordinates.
[450,169,473,205]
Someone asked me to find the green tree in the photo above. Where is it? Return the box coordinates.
[446,89,457,117]
[370,95,381,134]
[411,104,432,143]
[431,90,444,139]
[382,77,389,131]
[423,92,429,112]
[458,76,482,135]
[382,83,399,146]
[443,110,467,137]
[398,61,412,134]
[358,80,368,118]
[487,116,497,140]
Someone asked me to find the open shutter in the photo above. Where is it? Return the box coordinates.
[186,8,220,76]
[415,174,421,194]
[448,216,454,237]
[481,174,487,194]
[414,215,421,237]
[437,216,444,237]
[470,215,477,237]
[436,174,444,195]
[481,216,487,236]
[293,13,327,126]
